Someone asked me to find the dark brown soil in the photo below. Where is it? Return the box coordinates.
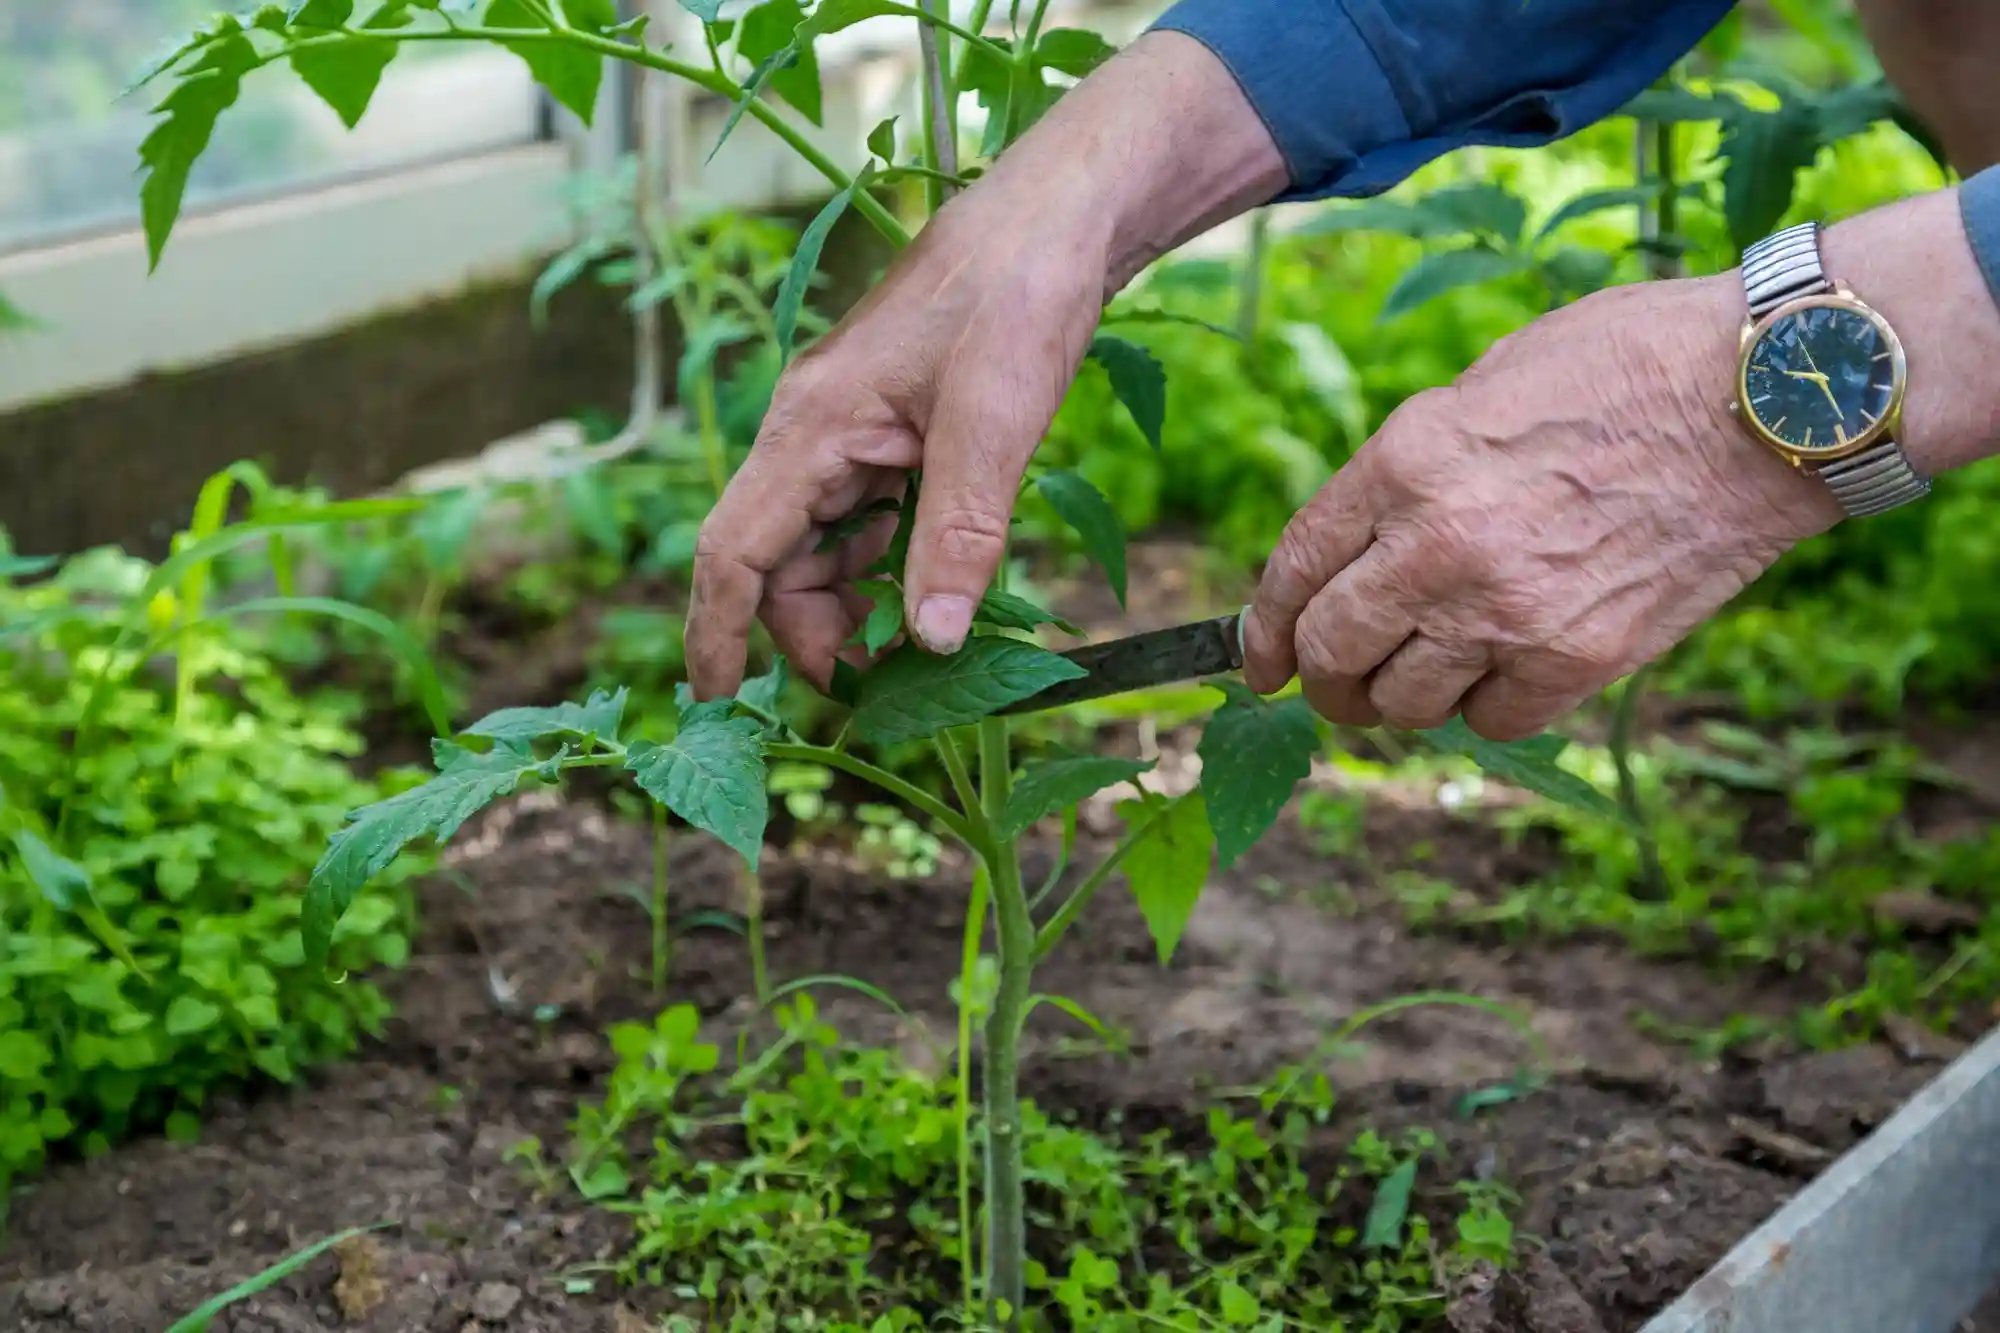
[0,784,1972,1333]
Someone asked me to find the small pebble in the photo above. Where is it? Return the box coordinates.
[472,1281,524,1322]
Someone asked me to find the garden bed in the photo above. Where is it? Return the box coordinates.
[1,774,1985,1333]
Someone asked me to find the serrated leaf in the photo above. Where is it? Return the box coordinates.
[975,588,1079,636]
[1417,718,1626,823]
[1086,335,1166,452]
[802,0,901,37]
[488,0,615,124]
[1718,102,1821,252]
[1362,1159,1417,1249]
[139,31,259,271]
[1119,793,1212,964]
[851,579,906,655]
[850,638,1086,745]
[1534,185,1668,242]
[1379,247,1536,322]
[291,32,398,128]
[307,742,567,961]
[290,0,356,27]
[1001,755,1153,838]
[1035,27,1115,76]
[1416,182,1528,243]
[775,169,869,362]
[738,657,791,717]
[740,0,821,124]
[676,0,726,18]
[866,114,898,162]
[13,830,90,911]
[1199,683,1319,869]
[1036,470,1126,609]
[627,717,768,867]
[1622,86,1731,123]
[461,688,627,748]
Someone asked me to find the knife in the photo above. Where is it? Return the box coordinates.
[999,607,1249,716]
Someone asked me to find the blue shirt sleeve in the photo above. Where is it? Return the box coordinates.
[1959,166,2000,310]
[1151,0,1736,202]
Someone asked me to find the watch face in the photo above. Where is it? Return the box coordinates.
[1742,302,1901,456]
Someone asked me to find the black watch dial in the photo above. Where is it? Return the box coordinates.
[1743,304,1899,455]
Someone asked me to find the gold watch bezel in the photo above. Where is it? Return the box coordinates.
[1733,287,1908,466]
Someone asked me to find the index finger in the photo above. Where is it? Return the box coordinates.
[1243,446,1384,693]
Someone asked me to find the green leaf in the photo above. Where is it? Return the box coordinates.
[1001,755,1153,838]
[775,170,870,362]
[1718,102,1821,252]
[1621,86,1731,123]
[1198,683,1320,869]
[531,237,614,328]
[866,114,898,162]
[563,467,624,555]
[1036,470,1127,609]
[1086,335,1167,453]
[1218,1280,1262,1327]
[850,580,906,656]
[627,715,769,867]
[709,43,799,161]
[1416,718,1626,823]
[802,0,902,37]
[0,1031,51,1081]
[308,741,568,963]
[1276,321,1368,448]
[13,830,90,911]
[679,316,755,397]
[165,995,223,1037]
[1534,185,1667,242]
[290,32,398,128]
[740,0,821,124]
[676,0,727,18]
[1379,247,1536,322]
[1362,1159,1418,1249]
[1540,245,1616,298]
[1120,794,1213,964]
[139,30,259,271]
[1035,28,1116,76]
[411,485,486,571]
[461,688,628,748]
[975,588,1080,636]
[487,0,615,124]
[850,638,1087,745]
[1295,196,1460,241]
[0,552,58,579]
[1416,182,1528,242]
[739,657,792,718]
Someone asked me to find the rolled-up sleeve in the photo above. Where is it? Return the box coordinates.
[1152,0,1737,201]
[1960,166,2000,310]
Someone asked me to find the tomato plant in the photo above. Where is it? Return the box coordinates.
[135,4,1621,1324]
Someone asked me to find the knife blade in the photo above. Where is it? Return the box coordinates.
[999,608,1248,716]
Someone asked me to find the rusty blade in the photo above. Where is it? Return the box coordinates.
[998,609,1247,716]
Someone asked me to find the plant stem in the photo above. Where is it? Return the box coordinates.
[650,800,671,995]
[742,861,771,1004]
[764,743,977,848]
[976,715,1031,1329]
[695,372,729,502]
[917,0,955,214]
[1609,668,1668,900]
[954,859,991,1321]
[1237,209,1271,346]
[1033,800,1163,959]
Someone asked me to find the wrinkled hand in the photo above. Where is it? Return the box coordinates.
[1242,275,1845,740]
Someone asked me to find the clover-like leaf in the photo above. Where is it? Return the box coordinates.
[1001,755,1153,838]
[13,830,90,911]
[460,688,628,749]
[1036,469,1127,608]
[1119,793,1213,964]
[975,588,1080,637]
[850,638,1086,745]
[627,714,769,867]
[1417,718,1626,823]
[1199,683,1320,869]
[308,740,570,962]
[1087,335,1166,453]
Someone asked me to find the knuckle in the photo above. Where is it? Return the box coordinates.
[923,500,1011,570]
[1294,610,1362,683]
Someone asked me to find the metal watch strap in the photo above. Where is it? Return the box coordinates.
[1742,221,1931,517]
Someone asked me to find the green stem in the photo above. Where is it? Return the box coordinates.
[1237,210,1271,347]
[917,0,954,214]
[1609,669,1668,900]
[695,372,729,502]
[935,732,984,831]
[955,859,991,1321]
[651,801,670,995]
[743,861,771,1004]
[1032,801,1164,959]
[977,715,1030,1329]
[764,743,976,847]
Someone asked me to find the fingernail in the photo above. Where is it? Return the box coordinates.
[913,595,975,654]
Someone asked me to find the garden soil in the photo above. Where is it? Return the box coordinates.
[1,788,1986,1333]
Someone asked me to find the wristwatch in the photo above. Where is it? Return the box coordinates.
[1730,220,1930,518]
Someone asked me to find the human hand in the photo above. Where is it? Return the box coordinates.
[1241,274,1844,741]
[685,31,1287,700]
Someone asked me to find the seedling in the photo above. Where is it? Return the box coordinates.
[137,6,1621,1325]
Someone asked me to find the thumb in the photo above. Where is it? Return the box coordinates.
[901,381,1055,655]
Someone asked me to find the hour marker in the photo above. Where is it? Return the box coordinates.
[1874,351,1893,362]
[1772,417,1787,432]
[1863,409,1880,427]
[1836,424,1850,446]
[1803,426,1813,446]
[1752,394,1772,405]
